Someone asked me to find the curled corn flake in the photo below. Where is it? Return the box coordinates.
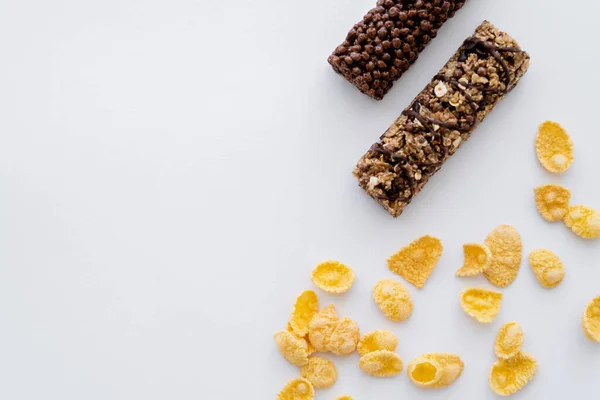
[328,317,360,356]
[308,305,338,352]
[359,350,403,377]
[372,279,413,322]
[289,290,319,337]
[274,330,309,366]
[483,225,522,288]
[535,121,574,173]
[311,260,356,294]
[460,287,503,323]
[300,357,338,388]
[489,352,538,396]
[456,243,492,277]
[534,184,571,222]
[582,295,600,342]
[387,235,443,289]
[407,353,464,389]
[276,377,315,400]
[528,249,565,289]
[563,205,600,239]
[495,322,524,360]
[358,330,399,357]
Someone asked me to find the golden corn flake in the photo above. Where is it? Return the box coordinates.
[495,322,524,360]
[460,287,503,323]
[328,317,360,356]
[311,260,356,294]
[582,295,600,342]
[276,377,315,400]
[335,396,353,400]
[287,322,317,355]
[483,225,522,288]
[308,305,338,352]
[407,353,464,389]
[535,121,574,173]
[489,352,538,396]
[534,184,571,222]
[274,330,309,366]
[563,205,600,239]
[357,330,399,357]
[388,235,443,289]
[528,249,565,289]
[372,279,414,322]
[359,350,403,377]
[456,243,492,277]
[300,356,338,389]
[289,290,319,337]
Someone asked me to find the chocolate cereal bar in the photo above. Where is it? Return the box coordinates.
[328,0,467,100]
[353,21,530,217]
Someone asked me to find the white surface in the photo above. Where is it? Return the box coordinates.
[0,0,599,399]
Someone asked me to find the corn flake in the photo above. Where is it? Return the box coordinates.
[407,353,464,389]
[276,377,315,400]
[357,330,399,357]
[534,184,571,222]
[335,396,353,400]
[359,350,403,377]
[535,121,574,173]
[274,330,309,366]
[289,290,319,337]
[582,295,600,342]
[495,322,524,360]
[372,279,413,322]
[300,356,338,389]
[388,235,443,289]
[308,305,338,352]
[563,205,600,239]
[528,249,565,288]
[328,317,360,356]
[460,287,503,323]
[311,260,356,294]
[489,352,538,396]
[456,243,492,277]
[483,225,522,288]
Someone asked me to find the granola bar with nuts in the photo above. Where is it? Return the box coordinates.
[353,21,530,217]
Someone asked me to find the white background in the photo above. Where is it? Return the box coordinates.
[0,0,599,399]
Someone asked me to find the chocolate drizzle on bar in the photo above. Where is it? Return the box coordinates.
[367,32,528,203]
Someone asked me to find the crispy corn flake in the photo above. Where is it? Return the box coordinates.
[335,396,353,400]
[489,352,538,396]
[274,330,309,366]
[460,287,503,323]
[359,350,404,377]
[456,243,492,277]
[528,249,565,289]
[535,121,574,173]
[308,305,338,352]
[534,184,571,222]
[289,290,319,337]
[300,357,338,389]
[311,260,356,294]
[407,353,464,389]
[328,317,360,356]
[357,330,399,357]
[276,377,315,400]
[387,235,443,289]
[372,279,414,322]
[287,322,317,355]
[483,225,523,288]
[582,295,600,342]
[563,205,600,239]
[495,322,524,360]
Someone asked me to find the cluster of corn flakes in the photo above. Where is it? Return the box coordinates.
[407,353,464,389]
[372,279,413,322]
[489,323,537,396]
[528,249,565,288]
[460,287,503,323]
[357,330,403,377]
[582,295,600,342]
[387,235,443,288]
